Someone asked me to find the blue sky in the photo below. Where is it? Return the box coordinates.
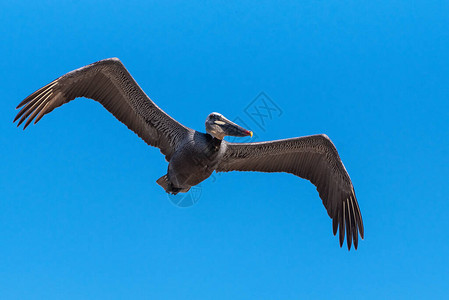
[1,1,448,299]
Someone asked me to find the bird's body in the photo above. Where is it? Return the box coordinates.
[14,58,364,250]
[160,132,224,193]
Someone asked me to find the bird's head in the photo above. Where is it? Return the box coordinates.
[205,112,253,140]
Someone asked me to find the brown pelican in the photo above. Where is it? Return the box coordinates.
[14,58,364,250]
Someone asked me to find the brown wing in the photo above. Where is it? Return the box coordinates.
[217,134,363,250]
[14,58,193,160]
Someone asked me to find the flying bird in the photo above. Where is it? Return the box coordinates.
[14,58,364,250]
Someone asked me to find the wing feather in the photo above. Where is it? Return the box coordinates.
[14,58,192,160]
[217,134,364,250]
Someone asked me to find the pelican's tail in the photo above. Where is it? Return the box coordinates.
[156,175,170,191]
[156,175,191,194]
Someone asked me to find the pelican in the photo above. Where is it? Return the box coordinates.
[14,58,364,250]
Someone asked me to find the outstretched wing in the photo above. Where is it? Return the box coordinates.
[14,58,192,160]
[217,134,363,250]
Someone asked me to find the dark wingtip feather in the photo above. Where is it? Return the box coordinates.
[352,190,364,240]
[16,84,49,109]
[359,219,365,240]
[332,216,338,236]
[14,103,32,123]
[349,198,359,250]
[17,114,27,127]
[16,98,29,109]
[23,118,33,129]
[339,230,344,247]
[339,207,345,248]
[13,112,20,123]
[34,112,45,124]
[345,201,352,250]
[353,228,359,249]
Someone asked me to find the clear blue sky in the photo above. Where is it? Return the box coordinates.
[1,1,448,299]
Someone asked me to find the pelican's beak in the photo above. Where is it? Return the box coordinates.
[217,117,253,138]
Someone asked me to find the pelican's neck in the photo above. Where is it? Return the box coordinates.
[206,129,225,140]
[206,133,223,151]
